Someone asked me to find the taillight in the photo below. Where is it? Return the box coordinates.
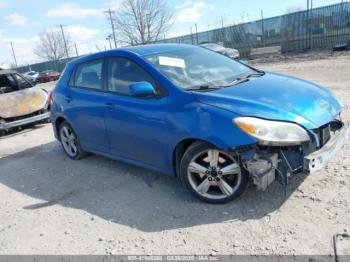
[48,92,53,104]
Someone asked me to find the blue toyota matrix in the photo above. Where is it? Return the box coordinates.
[51,44,349,203]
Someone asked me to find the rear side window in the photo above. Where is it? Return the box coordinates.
[74,60,103,90]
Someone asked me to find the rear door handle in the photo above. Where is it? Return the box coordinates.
[105,102,115,110]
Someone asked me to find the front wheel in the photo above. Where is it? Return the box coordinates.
[59,121,86,160]
[179,142,248,204]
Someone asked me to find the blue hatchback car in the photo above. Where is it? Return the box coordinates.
[51,44,349,203]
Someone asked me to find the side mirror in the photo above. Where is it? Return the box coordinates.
[129,81,156,97]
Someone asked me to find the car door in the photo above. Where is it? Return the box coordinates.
[104,56,170,171]
[65,59,110,153]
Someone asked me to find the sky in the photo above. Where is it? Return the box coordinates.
[0,0,343,67]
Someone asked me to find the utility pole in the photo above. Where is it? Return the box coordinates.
[195,23,198,45]
[106,35,112,49]
[207,25,210,41]
[221,16,225,43]
[261,10,265,47]
[306,0,313,49]
[74,42,79,57]
[190,27,194,45]
[59,24,69,58]
[105,9,117,48]
[10,41,18,68]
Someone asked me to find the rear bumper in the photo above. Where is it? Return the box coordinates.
[304,121,349,173]
[0,112,50,130]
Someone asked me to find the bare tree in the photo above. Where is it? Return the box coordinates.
[34,29,72,64]
[112,0,173,45]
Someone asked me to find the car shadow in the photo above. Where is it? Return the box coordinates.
[0,123,47,139]
[0,141,308,232]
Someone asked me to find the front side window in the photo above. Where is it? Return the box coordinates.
[74,60,103,90]
[144,46,254,90]
[107,57,157,95]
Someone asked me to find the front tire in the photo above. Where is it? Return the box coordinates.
[59,121,86,160]
[179,141,248,204]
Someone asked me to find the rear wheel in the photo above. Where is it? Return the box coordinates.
[59,122,86,160]
[179,142,248,204]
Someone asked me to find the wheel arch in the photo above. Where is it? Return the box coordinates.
[172,138,217,177]
[54,116,68,141]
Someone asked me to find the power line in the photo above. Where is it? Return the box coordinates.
[59,24,69,58]
[105,9,117,48]
[10,41,18,68]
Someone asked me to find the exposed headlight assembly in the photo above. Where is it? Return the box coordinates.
[234,117,310,145]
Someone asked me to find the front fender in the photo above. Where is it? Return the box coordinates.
[167,101,257,151]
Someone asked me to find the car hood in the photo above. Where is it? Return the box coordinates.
[0,86,48,118]
[193,72,344,129]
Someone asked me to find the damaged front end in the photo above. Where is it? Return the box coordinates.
[235,117,349,193]
[0,70,51,133]
[239,145,303,193]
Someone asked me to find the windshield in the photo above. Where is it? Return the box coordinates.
[14,74,33,89]
[144,46,254,90]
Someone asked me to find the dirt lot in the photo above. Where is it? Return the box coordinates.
[0,52,350,255]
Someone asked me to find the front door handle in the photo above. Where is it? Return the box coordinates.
[105,102,115,110]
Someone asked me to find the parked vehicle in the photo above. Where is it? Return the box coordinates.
[37,70,61,83]
[23,71,39,84]
[200,42,240,59]
[51,44,348,204]
[0,70,51,134]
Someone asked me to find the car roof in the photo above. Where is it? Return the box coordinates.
[68,44,195,66]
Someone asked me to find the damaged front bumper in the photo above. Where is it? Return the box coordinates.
[0,111,50,131]
[304,121,349,173]
[241,119,349,191]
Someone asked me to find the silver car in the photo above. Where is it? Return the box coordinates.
[200,42,240,59]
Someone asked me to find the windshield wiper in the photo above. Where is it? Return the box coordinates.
[186,71,266,91]
[216,71,266,88]
[246,71,265,77]
[186,85,220,91]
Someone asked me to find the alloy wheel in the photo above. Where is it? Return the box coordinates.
[60,125,78,157]
[187,149,242,200]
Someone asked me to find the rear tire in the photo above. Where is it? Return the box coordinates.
[179,141,248,204]
[58,121,86,160]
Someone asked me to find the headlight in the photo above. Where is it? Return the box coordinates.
[234,117,310,145]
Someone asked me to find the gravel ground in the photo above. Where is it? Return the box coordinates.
[0,52,349,255]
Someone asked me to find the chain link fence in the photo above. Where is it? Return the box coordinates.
[161,1,350,57]
[16,57,77,74]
